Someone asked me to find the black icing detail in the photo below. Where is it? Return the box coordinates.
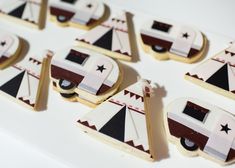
[53,81,57,87]
[1,41,6,46]
[8,2,27,18]
[0,70,26,97]
[182,101,209,122]
[151,45,167,53]
[206,63,229,91]
[60,92,77,98]
[96,65,106,73]
[151,21,172,33]
[65,49,89,65]
[180,137,198,151]
[86,4,93,8]
[99,105,126,142]
[182,32,189,39]
[220,124,231,134]
[61,0,77,4]
[59,79,76,90]
[225,50,235,57]
[93,28,113,50]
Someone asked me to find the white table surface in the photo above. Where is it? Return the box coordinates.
[0,0,235,168]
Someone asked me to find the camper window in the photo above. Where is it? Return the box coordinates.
[66,49,89,65]
[61,0,77,4]
[151,21,172,33]
[182,101,210,122]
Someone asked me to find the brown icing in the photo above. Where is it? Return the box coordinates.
[188,49,200,57]
[0,56,8,64]
[101,24,128,33]
[114,50,131,56]
[227,149,235,162]
[185,72,204,81]
[186,101,209,114]
[50,6,75,23]
[141,34,172,50]
[52,81,57,87]
[108,100,145,115]
[97,84,111,95]
[151,21,172,33]
[51,65,111,95]
[12,65,40,79]
[50,7,97,25]
[168,118,208,150]
[77,120,97,130]
[51,65,84,86]
[24,19,36,24]
[141,34,199,57]
[230,64,235,68]
[85,18,97,26]
[18,97,35,107]
[126,140,150,153]
[78,119,150,154]
[76,38,90,44]
[29,57,41,65]
[211,58,225,64]
[124,90,144,102]
[111,18,126,23]
[225,50,235,56]
[168,118,235,161]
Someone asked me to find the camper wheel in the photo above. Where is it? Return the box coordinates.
[180,137,198,151]
[56,15,69,23]
[59,79,77,91]
[151,45,167,53]
[60,92,77,99]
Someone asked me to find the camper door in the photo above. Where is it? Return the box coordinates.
[204,115,235,161]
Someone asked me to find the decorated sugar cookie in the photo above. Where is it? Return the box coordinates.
[0,0,47,29]
[50,0,105,30]
[140,20,207,63]
[50,46,123,107]
[0,50,52,110]
[78,79,156,161]
[0,30,21,69]
[185,42,235,100]
[165,98,235,165]
[76,12,132,61]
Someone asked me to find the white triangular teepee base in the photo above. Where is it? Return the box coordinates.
[0,0,46,29]
[77,12,132,61]
[78,79,156,161]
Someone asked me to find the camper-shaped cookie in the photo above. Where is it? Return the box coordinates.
[50,46,123,107]
[50,0,105,30]
[165,98,235,165]
[140,20,207,63]
[0,0,47,29]
[0,30,21,69]
[185,42,235,100]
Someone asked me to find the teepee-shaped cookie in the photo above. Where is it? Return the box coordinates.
[140,19,207,63]
[78,79,156,161]
[185,42,235,100]
[50,0,105,30]
[0,0,47,29]
[165,98,235,165]
[76,12,132,61]
[0,30,22,69]
[0,50,52,110]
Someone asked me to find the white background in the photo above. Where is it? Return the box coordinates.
[0,0,235,168]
